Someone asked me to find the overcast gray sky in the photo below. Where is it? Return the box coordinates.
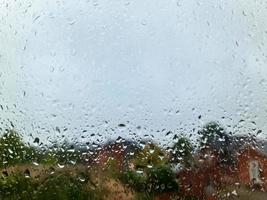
[0,0,267,146]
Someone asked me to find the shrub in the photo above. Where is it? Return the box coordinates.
[34,172,90,200]
[0,173,37,200]
[120,166,179,199]
[146,166,179,194]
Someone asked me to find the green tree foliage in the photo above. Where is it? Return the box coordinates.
[199,122,228,147]
[38,151,58,165]
[0,171,104,200]
[170,136,194,168]
[133,143,168,170]
[145,166,178,194]
[120,143,178,198]
[198,122,232,164]
[49,143,85,165]
[0,130,37,167]
[37,142,86,166]
[0,173,38,200]
[35,172,89,200]
[120,166,178,198]
[119,171,146,192]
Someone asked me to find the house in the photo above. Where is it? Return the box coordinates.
[177,146,237,199]
[92,137,140,172]
[237,145,267,190]
[177,136,267,199]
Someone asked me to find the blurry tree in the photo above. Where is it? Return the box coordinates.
[170,136,194,168]
[34,172,100,200]
[198,122,233,164]
[39,142,85,166]
[0,173,37,200]
[120,165,178,198]
[133,143,168,170]
[146,166,178,194]
[38,151,58,165]
[119,170,146,192]
[120,142,178,198]
[0,129,37,167]
[199,122,228,147]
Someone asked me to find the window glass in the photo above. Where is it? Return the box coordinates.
[0,0,267,199]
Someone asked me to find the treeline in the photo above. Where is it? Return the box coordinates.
[0,122,235,200]
[0,130,89,168]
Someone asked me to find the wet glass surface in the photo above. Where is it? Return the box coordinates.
[0,0,267,199]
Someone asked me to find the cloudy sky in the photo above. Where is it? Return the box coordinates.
[0,0,267,146]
